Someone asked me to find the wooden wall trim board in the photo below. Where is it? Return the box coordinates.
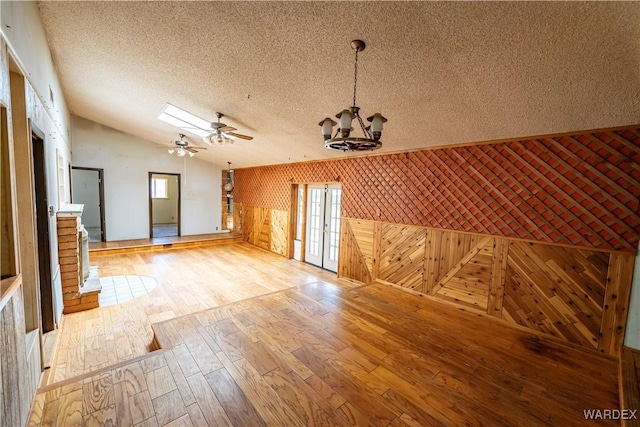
[620,346,640,427]
[599,253,636,356]
[0,273,22,312]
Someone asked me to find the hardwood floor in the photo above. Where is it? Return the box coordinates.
[32,242,624,426]
[48,242,343,385]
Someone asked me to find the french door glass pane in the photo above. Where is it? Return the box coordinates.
[328,189,341,261]
[309,189,322,257]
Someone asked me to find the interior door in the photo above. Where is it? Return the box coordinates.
[71,167,106,242]
[32,132,55,332]
[305,184,342,272]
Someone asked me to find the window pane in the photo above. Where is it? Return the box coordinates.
[152,178,168,198]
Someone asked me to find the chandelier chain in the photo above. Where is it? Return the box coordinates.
[352,48,359,108]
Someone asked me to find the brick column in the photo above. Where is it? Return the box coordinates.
[57,216,99,313]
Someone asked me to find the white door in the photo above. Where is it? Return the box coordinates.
[305,184,342,272]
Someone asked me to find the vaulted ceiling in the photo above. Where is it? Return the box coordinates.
[38,1,640,168]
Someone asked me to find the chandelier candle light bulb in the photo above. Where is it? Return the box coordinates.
[320,40,387,152]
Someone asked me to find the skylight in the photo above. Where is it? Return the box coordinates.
[157,103,212,138]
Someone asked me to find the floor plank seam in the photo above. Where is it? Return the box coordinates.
[37,349,170,394]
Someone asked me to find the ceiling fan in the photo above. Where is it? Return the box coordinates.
[206,112,253,145]
[164,133,207,157]
[157,103,253,145]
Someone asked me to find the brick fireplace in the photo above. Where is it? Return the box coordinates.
[57,207,101,314]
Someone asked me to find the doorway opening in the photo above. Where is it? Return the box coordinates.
[71,167,106,242]
[304,183,342,272]
[149,172,180,238]
[32,128,56,332]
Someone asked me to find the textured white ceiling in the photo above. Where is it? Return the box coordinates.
[38,1,640,168]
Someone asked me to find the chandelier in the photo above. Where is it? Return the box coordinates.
[319,40,387,152]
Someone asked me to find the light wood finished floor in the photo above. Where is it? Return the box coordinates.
[30,244,619,426]
[31,242,622,426]
[47,242,342,385]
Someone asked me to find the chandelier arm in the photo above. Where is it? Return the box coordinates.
[356,114,370,139]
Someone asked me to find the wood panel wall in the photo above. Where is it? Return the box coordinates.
[341,217,633,356]
[0,280,38,427]
[241,205,289,257]
[233,126,640,357]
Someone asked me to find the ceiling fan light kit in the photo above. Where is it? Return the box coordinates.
[319,39,387,152]
[167,133,199,158]
[203,112,254,145]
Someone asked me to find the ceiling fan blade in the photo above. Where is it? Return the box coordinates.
[219,126,236,132]
[226,132,253,141]
[185,147,198,153]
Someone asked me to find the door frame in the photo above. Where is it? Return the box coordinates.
[148,172,181,238]
[71,166,106,242]
[31,125,56,332]
[303,183,342,272]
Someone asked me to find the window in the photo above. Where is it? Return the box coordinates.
[56,150,67,207]
[151,177,168,199]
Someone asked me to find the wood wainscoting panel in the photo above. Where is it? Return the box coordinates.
[424,230,487,293]
[338,218,372,284]
[347,218,375,273]
[270,209,288,257]
[340,221,632,355]
[378,224,426,292]
[431,236,494,311]
[503,241,609,349]
[487,238,510,318]
[256,207,271,251]
[241,206,288,257]
[242,206,254,245]
[234,203,243,235]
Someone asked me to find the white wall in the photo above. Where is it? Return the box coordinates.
[71,169,101,228]
[1,1,72,325]
[71,115,222,241]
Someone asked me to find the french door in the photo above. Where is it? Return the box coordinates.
[305,184,342,272]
